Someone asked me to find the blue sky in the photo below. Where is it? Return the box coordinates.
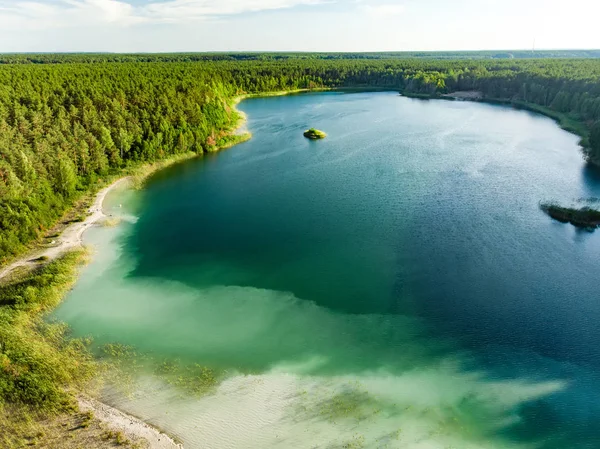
[0,0,598,52]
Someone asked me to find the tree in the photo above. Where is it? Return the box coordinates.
[54,158,77,198]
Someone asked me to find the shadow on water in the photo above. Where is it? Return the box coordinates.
[581,162,600,195]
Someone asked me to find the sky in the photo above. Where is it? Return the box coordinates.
[0,0,599,52]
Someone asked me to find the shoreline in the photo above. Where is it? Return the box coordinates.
[0,104,254,447]
[229,87,396,138]
[231,95,251,137]
[3,88,588,447]
[0,174,185,448]
[78,395,183,449]
[55,90,574,449]
[0,177,131,282]
[68,105,253,447]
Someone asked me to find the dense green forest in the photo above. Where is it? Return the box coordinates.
[2,50,600,64]
[1,55,600,264]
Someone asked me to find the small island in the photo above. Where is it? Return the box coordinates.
[304,128,327,140]
[540,203,600,230]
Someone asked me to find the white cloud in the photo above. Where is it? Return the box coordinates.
[82,0,137,23]
[363,3,404,16]
[0,0,141,29]
[0,0,326,29]
[144,0,325,22]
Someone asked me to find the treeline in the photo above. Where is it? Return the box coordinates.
[1,57,600,263]
[2,50,600,64]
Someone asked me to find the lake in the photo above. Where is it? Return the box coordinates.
[55,92,600,449]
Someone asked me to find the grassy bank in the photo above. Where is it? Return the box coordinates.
[0,250,96,447]
[118,102,251,190]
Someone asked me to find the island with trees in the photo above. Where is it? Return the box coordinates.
[304,128,327,139]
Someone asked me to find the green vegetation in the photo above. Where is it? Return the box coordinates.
[101,343,221,399]
[0,249,95,447]
[1,55,600,264]
[0,65,245,266]
[0,249,93,409]
[1,405,145,449]
[2,50,600,64]
[297,382,383,425]
[315,389,374,422]
[1,54,600,442]
[304,128,327,139]
[103,430,130,446]
[80,410,94,428]
[540,203,600,229]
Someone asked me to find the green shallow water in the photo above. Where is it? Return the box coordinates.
[55,92,600,448]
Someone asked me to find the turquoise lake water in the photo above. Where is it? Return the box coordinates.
[55,92,600,448]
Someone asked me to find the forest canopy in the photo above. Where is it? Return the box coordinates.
[1,54,600,263]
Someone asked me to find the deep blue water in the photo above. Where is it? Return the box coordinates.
[59,92,600,448]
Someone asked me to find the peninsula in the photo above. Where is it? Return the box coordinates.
[541,203,600,230]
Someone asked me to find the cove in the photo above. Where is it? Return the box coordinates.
[54,92,600,448]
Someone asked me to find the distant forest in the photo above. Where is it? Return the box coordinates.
[1,54,600,262]
[2,50,600,64]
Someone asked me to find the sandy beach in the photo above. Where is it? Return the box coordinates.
[232,96,249,136]
[442,90,483,100]
[78,395,183,449]
[0,178,130,282]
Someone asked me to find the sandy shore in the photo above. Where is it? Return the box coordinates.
[79,395,183,449]
[442,90,483,100]
[0,177,130,282]
[232,96,249,136]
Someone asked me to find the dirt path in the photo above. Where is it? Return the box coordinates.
[0,177,130,282]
